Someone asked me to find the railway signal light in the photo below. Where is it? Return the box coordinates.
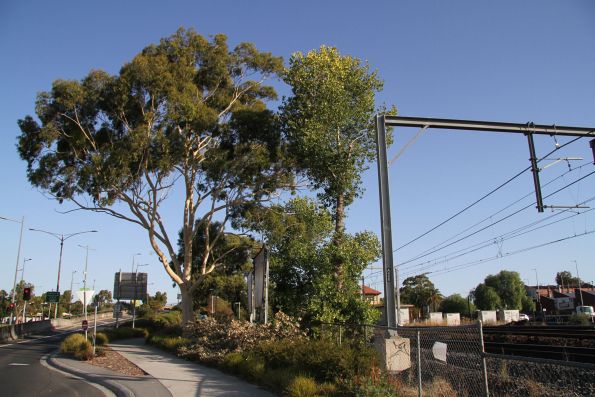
[23,287,31,301]
[8,302,15,310]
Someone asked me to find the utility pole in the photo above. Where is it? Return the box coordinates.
[532,268,540,310]
[1,215,25,326]
[69,270,77,315]
[79,245,95,328]
[574,260,585,307]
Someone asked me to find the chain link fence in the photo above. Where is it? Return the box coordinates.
[309,321,595,396]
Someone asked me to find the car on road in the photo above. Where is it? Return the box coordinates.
[518,313,530,321]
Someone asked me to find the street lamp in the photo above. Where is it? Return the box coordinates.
[78,244,96,322]
[29,227,97,319]
[69,270,77,315]
[131,253,141,273]
[0,215,25,326]
[132,263,148,328]
[20,258,32,282]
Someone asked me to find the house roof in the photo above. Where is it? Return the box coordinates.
[362,285,381,295]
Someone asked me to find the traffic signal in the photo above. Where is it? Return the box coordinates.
[8,302,15,311]
[23,287,31,301]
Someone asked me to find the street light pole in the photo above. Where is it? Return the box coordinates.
[532,268,540,307]
[574,260,585,307]
[132,263,148,328]
[78,245,95,323]
[69,270,77,315]
[29,228,97,319]
[1,215,25,326]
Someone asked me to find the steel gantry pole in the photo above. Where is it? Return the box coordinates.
[375,115,399,329]
[375,115,595,329]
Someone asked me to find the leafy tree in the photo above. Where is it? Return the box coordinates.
[147,291,167,311]
[440,294,475,315]
[96,289,113,307]
[484,270,526,310]
[281,46,395,291]
[247,197,380,325]
[474,284,501,310]
[17,28,289,323]
[521,295,536,313]
[399,273,442,314]
[556,271,581,288]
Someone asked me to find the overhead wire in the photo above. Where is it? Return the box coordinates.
[397,169,595,267]
[401,160,593,264]
[427,228,595,277]
[393,134,589,253]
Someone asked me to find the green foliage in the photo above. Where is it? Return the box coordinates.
[568,313,590,325]
[103,326,148,341]
[286,375,318,397]
[17,27,289,324]
[439,294,475,315]
[251,338,378,384]
[475,270,532,311]
[556,271,581,288]
[147,334,190,353]
[399,273,442,314]
[96,290,113,307]
[521,295,536,313]
[94,332,109,346]
[474,284,502,310]
[247,197,380,325]
[282,46,395,229]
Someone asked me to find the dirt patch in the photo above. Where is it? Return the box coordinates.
[87,347,147,376]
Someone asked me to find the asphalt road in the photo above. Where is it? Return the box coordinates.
[0,317,126,397]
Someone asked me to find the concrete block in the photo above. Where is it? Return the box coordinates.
[374,331,411,373]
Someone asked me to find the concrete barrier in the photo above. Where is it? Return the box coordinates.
[0,320,51,342]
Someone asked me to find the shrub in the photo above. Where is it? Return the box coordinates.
[261,367,294,391]
[103,326,148,342]
[317,382,338,396]
[147,334,190,353]
[60,333,94,360]
[60,333,87,354]
[286,375,318,397]
[251,338,377,383]
[179,311,305,363]
[222,352,244,374]
[73,340,94,360]
[238,355,266,381]
[94,332,108,346]
[425,377,457,397]
[568,313,590,325]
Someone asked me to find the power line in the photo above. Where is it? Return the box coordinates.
[410,160,592,260]
[398,169,595,266]
[400,204,594,276]
[426,228,595,278]
[394,135,588,253]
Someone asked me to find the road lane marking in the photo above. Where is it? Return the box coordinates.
[8,363,30,366]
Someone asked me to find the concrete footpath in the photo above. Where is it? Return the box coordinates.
[109,338,276,397]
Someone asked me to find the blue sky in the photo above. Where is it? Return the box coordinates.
[1,1,594,303]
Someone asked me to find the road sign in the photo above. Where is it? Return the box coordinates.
[45,291,60,303]
[112,302,122,318]
[82,320,88,331]
[113,272,148,300]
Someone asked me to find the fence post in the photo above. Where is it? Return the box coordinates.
[417,330,422,397]
[478,320,490,397]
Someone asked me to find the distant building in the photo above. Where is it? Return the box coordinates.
[361,285,382,306]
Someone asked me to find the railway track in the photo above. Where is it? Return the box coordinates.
[483,325,595,339]
[484,342,595,364]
